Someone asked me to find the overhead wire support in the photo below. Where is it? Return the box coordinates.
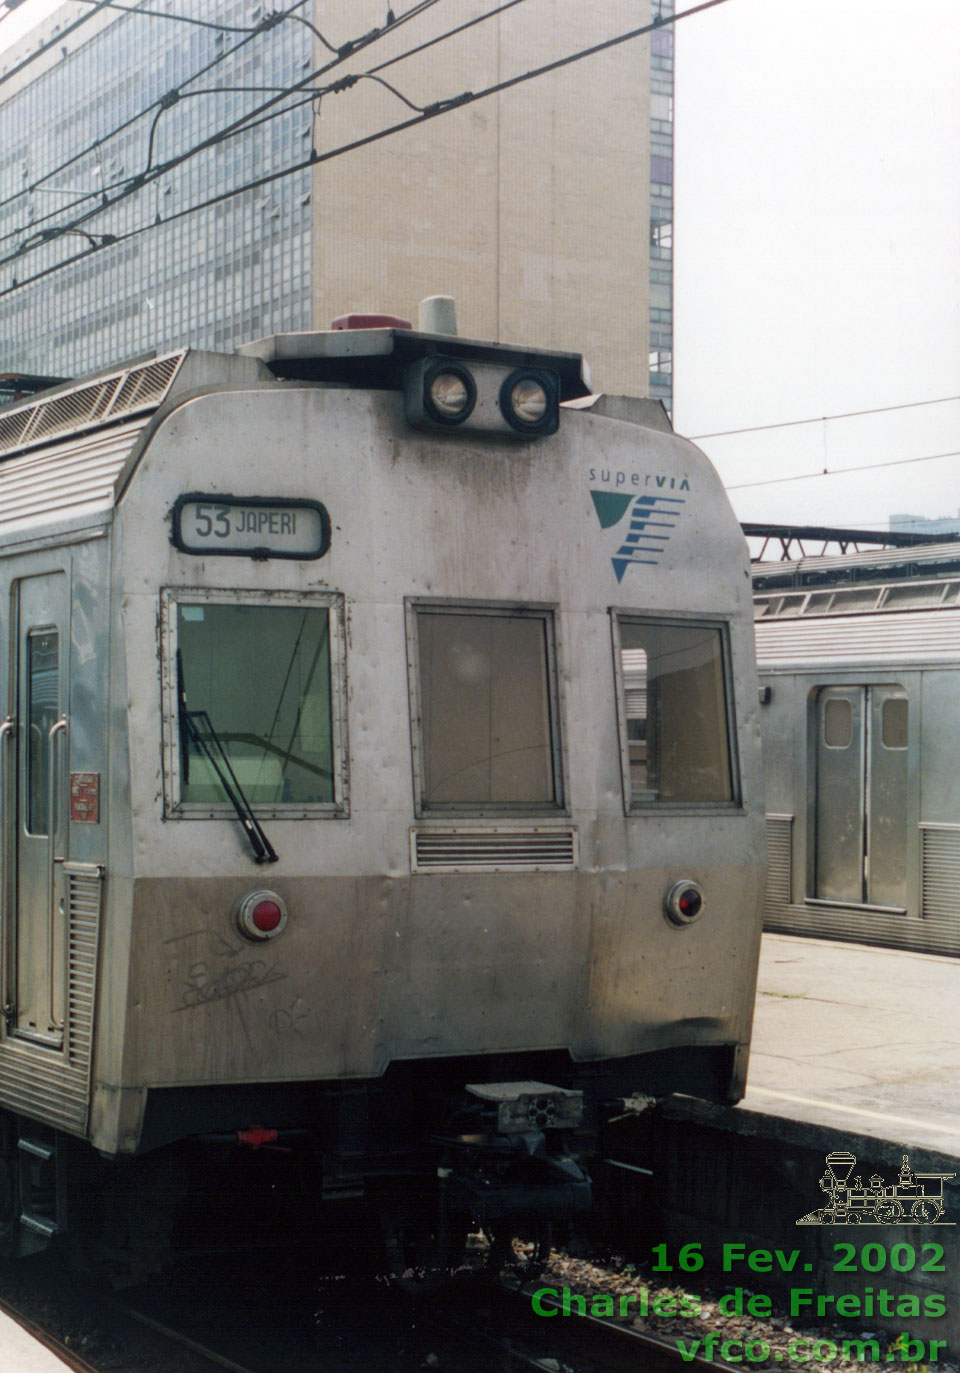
[0,0,730,298]
[0,0,311,237]
[0,0,447,258]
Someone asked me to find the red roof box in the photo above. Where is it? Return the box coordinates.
[331,313,412,331]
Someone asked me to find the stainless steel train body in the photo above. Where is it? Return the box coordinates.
[755,543,960,956]
[0,325,765,1256]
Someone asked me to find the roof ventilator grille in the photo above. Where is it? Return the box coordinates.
[411,827,578,873]
[0,352,186,459]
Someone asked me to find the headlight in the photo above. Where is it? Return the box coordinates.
[499,368,559,435]
[423,362,476,425]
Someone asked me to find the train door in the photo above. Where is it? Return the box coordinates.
[3,572,69,1046]
[813,685,908,908]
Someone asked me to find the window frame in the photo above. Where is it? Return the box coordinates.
[405,598,568,819]
[611,608,742,815]
[160,586,348,820]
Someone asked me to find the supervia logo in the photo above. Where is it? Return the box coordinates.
[589,489,686,583]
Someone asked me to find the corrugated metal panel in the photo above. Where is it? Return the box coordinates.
[411,826,578,873]
[753,540,960,581]
[755,609,960,666]
[0,352,185,460]
[0,418,149,536]
[921,827,960,943]
[0,863,103,1136]
[763,900,960,956]
[764,815,792,911]
[762,829,960,956]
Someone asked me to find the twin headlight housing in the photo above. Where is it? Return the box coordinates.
[405,357,560,437]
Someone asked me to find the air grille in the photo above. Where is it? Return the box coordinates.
[0,352,185,460]
[764,814,793,912]
[411,826,578,873]
[0,862,103,1136]
[921,825,960,929]
[65,863,104,1074]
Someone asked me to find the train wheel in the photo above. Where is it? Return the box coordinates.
[910,1198,941,1224]
[844,1211,861,1223]
[874,1199,904,1223]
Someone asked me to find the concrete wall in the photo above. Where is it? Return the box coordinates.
[600,1099,960,1358]
[311,1,651,396]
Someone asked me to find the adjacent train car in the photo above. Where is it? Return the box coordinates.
[755,542,960,957]
[0,319,765,1272]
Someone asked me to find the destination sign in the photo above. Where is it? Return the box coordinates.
[172,495,330,560]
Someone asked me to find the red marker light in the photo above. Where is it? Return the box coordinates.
[677,888,702,919]
[664,879,705,926]
[252,900,282,933]
[236,889,288,940]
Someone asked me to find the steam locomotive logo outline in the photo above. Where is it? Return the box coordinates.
[797,1152,955,1226]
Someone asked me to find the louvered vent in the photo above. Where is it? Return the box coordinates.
[921,825,960,928]
[411,827,578,873]
[0,352,185,459]
[764,814,793,913]
[65,863,104,1074]
[0,862,103,1136]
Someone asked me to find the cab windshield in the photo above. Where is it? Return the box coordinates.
[176,601,334,806]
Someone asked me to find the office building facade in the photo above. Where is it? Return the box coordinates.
[0,0,673,403]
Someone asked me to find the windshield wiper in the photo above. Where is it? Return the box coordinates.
[176,654,278,864]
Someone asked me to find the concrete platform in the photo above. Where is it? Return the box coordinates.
[0,1306,70,1370]
[744,932,960,1157]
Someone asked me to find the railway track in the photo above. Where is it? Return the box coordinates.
[0,1289,103,1373]
[1,1252,741,1373]
[445,1278,741,1372]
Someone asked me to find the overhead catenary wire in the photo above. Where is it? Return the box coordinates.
[0,0,731,299]
[70,0,271,34]
[691,394,960,439]
[0,0,115,92]
[0,0,312,233]
[0,0,449,253]
[726,450,960,491]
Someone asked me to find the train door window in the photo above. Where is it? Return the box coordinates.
[408,602,563,813]
[613,615,738,810]
[823,697,852,748]
[812,685,907,908]
[161,589,347,817]
[26,630,59,834]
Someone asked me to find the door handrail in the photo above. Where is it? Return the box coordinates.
[0,716,14,1028]
[47,716,67,1034]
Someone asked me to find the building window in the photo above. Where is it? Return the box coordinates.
[613,615,738,810]
[651,220,673,250]
[161,588,347,817]
[408,601,564,814]
[650,154,673,185]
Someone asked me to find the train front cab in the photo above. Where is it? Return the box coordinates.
[0,330,766,1264]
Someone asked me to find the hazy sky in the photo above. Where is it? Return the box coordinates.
[674,0,960,532]
[3,0,958,534]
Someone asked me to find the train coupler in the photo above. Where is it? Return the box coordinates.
[437,1080,592,1227]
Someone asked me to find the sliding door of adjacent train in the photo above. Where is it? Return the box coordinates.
[2,570,69,1046]
[813,685,908,908]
